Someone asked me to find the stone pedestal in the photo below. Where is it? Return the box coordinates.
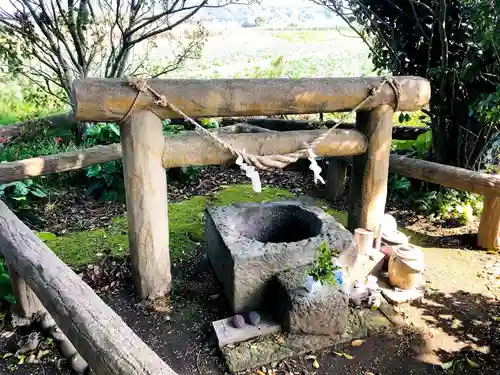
[273,266,349,336]
[205,201,357,313]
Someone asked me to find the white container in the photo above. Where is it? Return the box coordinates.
[354,228,374,255]
[305,276,322,293]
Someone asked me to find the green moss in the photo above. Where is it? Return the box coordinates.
[43,184,433,268]
[46,217,129,266]
[211,184,294,206]
[43,185,295,267]
[314,198,348,227]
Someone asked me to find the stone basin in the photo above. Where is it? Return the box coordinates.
[204,200,357,313]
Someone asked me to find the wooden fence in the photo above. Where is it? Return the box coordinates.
[0,76,430,374]
[325,154,500,250]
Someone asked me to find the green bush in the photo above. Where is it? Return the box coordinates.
[0,259,14,305]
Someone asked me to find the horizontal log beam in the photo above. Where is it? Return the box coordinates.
[389,155,500,197]
[0,128,366,184]
[0,144,123,184]
[162,128,367,168]
[0,202,177,375]
[0,113,75,140]
[72,77,431,122]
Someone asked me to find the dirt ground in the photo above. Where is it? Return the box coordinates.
[1,166,499,375]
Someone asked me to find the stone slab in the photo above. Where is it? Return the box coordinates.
[273,265,349,336]
[378,275,425,305]
[380,286,425,305]
[221,307,393,373]
[205,200,357,313]
[213,315,281,348]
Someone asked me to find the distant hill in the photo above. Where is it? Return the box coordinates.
[194,0,342,27]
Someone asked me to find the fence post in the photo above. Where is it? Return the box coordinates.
[348,105,394,232]
[120,110,171,300]
[8,266,43,320]
[325,158,348,201]
[478,195,500,250]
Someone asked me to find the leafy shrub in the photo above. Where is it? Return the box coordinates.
[388,175,412,198]
[0,179,47,208]
[0,259,15,305]
[82,121,206,201]
[82,123,124,201]
[417,189,483,224]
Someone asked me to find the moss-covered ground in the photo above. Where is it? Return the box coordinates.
[42,184,309,267]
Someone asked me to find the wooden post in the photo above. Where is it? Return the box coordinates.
[8,265,43,319]
[348,105,394,232]
[120,110,171,300]
[478,195,500,250]
[325,158,347,201]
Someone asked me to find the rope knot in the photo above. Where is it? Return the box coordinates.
[129,77,149,93]
[154,95,169,107]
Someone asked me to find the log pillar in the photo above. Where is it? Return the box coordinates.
[8,265,43,319]
[325,158,348,201]
[478,195,500,250]
[348,105,394,232]
[120,110,171,299]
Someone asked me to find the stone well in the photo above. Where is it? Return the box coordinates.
[204,200,357,313]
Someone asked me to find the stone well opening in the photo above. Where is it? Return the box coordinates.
[205,201,357,313]
[234,205,322,243]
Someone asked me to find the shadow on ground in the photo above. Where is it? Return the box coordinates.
[407,289,500,373]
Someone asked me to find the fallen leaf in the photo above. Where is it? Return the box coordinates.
[277,336,285,345]
[487,250,497,255]
[2,353,13,359]
[364,372,375,375]
[334,352,354,360]
[36,350,51,359]
[351,339,364,347]
[304,355,316,360]
[256,370,266,375]
[17,355,26,365]
[440,361,454,370]
[466,357,480,368]
[312,359,320,369]
[491,316,500,322]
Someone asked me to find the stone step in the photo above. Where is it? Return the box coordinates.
[212,314,281,348]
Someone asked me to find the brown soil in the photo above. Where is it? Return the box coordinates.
[1,165,498,375]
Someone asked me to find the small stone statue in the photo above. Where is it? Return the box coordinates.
[246,311,261,326]
[231,314,246,329]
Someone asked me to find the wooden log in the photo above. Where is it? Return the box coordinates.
[8,265,43,319]
[325,158,347,201]
[348,105,394,232]
[0,201,178,375]
[221,118,429,140]
[162,128,367,168]
[0,112,75,140]
[120,110,171,300]
[0,128,366,184]
[389,154,500,197]
[477,195,500,250]
[0,144,123,184]
[72,77,431,122]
